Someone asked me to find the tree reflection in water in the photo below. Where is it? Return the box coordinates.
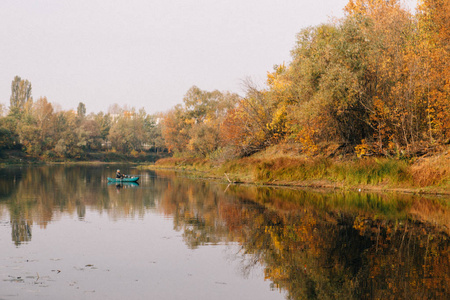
[0,166,448,299]
[157,171,449,300]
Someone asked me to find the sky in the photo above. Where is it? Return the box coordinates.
[0,0,417,115]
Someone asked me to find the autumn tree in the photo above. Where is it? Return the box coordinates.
[77,118,102,151]
[160,105,190,154]
[220,79,274,156]
[415,0,450,145]
[93,112,112,144]
[184,86,239,155]
[10,97,54,155]
[108,107,154,153]
[267,0,449,156]
[161,86,239,156]
[341,0,449,154]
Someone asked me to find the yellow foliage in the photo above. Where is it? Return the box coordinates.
[298,127,318,156]
[355,139,372,158]
[130,149,139,157]
[185,118,195,125]
[266,63,293,105]
[267,106,288,138]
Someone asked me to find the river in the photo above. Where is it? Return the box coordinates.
[0,165,448,299]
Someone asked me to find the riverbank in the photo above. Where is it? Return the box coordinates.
[0,149,169,166]
[144,145,450,196]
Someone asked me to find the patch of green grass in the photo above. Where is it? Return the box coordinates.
[329,158,412,186]
[251,157,331,182]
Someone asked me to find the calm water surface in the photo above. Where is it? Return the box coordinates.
[0,165,449,299]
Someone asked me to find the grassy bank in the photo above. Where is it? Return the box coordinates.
[147,146,450,195]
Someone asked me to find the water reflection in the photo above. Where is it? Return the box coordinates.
[1,165,158,235]
[224,185,449,299]
[0,166,449,299]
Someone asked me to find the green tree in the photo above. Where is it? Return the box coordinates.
[77,102,86,119]
[9,76,32,117]
[286,21,374,148]
[53,110,82,158]
[0,127,16,150]
[0,116,19,150]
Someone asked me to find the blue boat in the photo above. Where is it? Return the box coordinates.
[107,176,139,183]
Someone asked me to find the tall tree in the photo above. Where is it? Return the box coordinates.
[9,76,32,117]
[77,102,86,119]
[415,0,450,144]
[286,21,373,149]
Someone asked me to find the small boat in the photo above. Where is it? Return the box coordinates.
[107,176,139,183]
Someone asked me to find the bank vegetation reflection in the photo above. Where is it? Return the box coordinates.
[1,167,448,299]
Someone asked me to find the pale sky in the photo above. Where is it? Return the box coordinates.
[0,0,417,115]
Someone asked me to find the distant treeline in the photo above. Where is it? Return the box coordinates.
[0,76,166,159]
[1,0,449,161]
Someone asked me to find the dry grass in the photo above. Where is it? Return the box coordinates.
[410,150,450,187]
[154,157,207,168]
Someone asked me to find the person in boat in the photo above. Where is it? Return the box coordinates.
[116,169,125,179]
